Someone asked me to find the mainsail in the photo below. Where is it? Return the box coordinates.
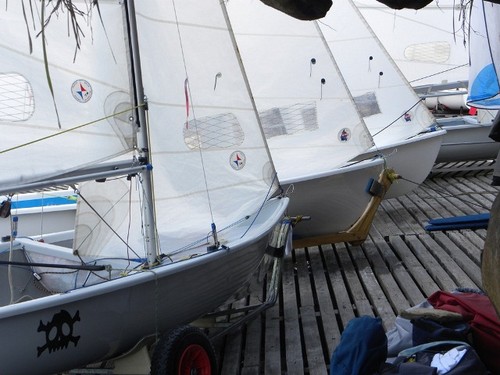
[226,0,374,182]
[467,0,500,109]
[0,1,135,189]
[353,0,469,87]
[75,0,281,258]
[319,0,436,147]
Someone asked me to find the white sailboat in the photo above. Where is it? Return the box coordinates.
[466,0,500,110]
[435,0,500,163]
[226,0,394,247]
[0,189,77,240]
[319,0,445,198]
[353,0,500,163]
[354,0,469,104]
[0,1,289,373]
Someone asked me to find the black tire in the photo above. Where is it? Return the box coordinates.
[150,325,217,375]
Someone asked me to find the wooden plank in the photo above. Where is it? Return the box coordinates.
[459,230,486,262]
[300,304,327,375]
[241,295,263,375]
[414,182,462,219]
[404,190,440,221]
[431,232,483,288]
[447,231,482,266]
[282,251,304,374]
[219,326,244,375]
[389,235,440,297]
[395,194,430,230]
[321,244,356,327]
[368,228,425,306]
[405,235,458,291]
[372,204,403,236]
[360,236,411,314]
[264,292,282,375]
[335,242,374,317]
[380,200,416,235]
[295,249,327,374]
[426,178,479,216]
[418,234,478,290]
[217,296,253,375]
[384,198,426,234]
[214,162,497,373]
[307,246,342,356]
[348,244,396,330]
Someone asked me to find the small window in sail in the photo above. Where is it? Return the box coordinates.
[0,73,34,121]
[353,92,381,118]
[184,113,244,150]
[404,42,450,64]
[259,102,318,139]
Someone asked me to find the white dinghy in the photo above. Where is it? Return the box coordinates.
[0,1,289,373]
[227,0,395,247]
[320,0,446,198]
[353,0,499,163]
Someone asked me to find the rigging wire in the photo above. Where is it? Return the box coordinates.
[74,181,142,260]
[0,104,142,155]
[171,0,217,233]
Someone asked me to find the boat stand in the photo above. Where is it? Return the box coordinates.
[292,168,398,248]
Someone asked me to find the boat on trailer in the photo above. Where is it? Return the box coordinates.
[0,0,290,373]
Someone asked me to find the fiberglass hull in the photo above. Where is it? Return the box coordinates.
[282,158,384,241]
[0,197,288,374]
[355,129,446,198]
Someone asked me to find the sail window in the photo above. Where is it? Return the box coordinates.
[0,73,34,121]
[404,42,450,64]
[259,102,318,139]
[353,92,381,118]
[184,113,244,149]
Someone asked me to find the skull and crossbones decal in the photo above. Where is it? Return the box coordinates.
[37,309,81,357]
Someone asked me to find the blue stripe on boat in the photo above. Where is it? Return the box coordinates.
[11,196,77,209]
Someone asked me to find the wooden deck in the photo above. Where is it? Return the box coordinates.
[211,160,499,375]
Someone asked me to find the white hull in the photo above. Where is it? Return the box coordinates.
[355,129,446,198]
[0,191,77,239]
[282,158,384,241]
[435,117,500,163]
[423,92,469,112]
[0,197,288,374]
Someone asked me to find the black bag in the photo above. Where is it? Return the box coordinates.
[380,341,490,374]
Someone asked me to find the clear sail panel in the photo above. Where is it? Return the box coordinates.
[0,1,135,189]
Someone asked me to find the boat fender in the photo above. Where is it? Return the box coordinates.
[366,178,384,197]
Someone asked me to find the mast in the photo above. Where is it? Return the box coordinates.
[125,0,158,265]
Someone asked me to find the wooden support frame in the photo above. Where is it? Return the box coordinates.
[292,168,398,248]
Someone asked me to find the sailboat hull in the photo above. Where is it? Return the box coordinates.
[435,117,500,163]
[355,129,446,198]
[282,158,384,240]
[0,197,288,374]
[0,190,76,239]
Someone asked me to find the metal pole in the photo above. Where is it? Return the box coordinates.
[125,0,159,265]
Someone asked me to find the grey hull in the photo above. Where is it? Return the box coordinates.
[0,197,288,374]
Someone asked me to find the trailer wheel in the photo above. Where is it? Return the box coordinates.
[150,325,217,375]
